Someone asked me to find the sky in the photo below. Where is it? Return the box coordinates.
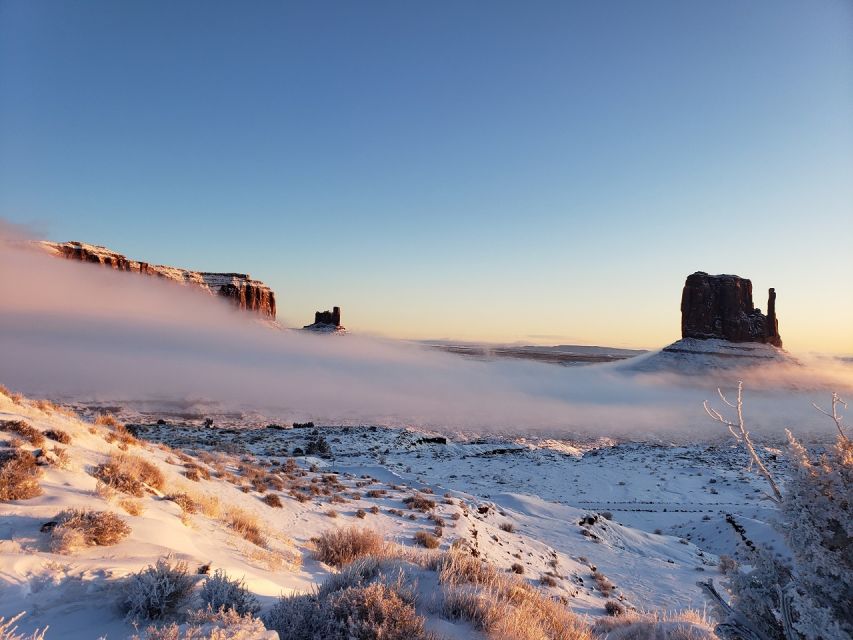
[1,0,851,353]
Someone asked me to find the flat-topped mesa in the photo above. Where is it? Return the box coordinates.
[303,306,346,333]
[40,240,276,319]
[680,271,781,347]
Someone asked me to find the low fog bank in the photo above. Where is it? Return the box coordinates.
[0,229,849,441]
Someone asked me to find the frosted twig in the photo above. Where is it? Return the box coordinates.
[704,381,782,503]
[812,392,847,440]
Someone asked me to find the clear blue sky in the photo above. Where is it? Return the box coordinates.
[2,1,851,352]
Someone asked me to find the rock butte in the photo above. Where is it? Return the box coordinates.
[680,271,781,347]
[39,240,276,319]
[303,306,346,333]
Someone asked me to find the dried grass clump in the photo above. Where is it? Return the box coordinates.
[120,498,145,516]
[50,508,131,553]
[184,464,211,482]
[95,414,120,428]
[223,507,267,548]
[0,612,48,640]
[0,421,45,447]
[313,527,385,568]
[592,610,716,640]
[167,493,198,514]
[499,522,516,533]
[0,450,43,501]
[414,531,440,549]
[93,453,165,497]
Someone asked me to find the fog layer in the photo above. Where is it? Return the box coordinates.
[1,229,849,439]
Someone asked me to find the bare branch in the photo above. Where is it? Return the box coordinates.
[704,380,782,503]
[813,393,847,440]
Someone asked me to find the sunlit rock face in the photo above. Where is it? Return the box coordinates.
[40,240,276,319]
[680,272,781,347]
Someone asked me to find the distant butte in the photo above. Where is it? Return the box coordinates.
[303,306,346,333]
[39,240,277,319]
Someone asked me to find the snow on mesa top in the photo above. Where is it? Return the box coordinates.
[39,240,277,319]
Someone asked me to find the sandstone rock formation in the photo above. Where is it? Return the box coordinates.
[303,306,346,333]
[680,272,781,347]
[40,241,276,319]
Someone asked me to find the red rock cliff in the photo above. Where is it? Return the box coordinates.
[40,241,276,319]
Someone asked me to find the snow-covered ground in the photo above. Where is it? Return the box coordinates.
[1,383,811,639]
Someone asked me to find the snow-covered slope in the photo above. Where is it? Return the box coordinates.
[619,338,797,375]
[0,387,736,638]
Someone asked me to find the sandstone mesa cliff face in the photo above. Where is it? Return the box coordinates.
[680,271,781,347]
[39,240,276,319]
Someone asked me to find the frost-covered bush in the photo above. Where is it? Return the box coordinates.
[50,508,131,553]
[704,388,852,639]
[265,582,428,640]
[593,610,717,639]
[199,570,260,616]
[132,607,272,639]
[122,556,196,621]
[728,431,852,639]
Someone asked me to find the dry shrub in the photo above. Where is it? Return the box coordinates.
[34,399,58,414]
[605,600,625,616]
[414,531,440,549]
[0,450,43,501]
[223,507,267,548]
[49,446,73,470]
[592,610,716,640]
[262,494,283,508]
[93,453,165,497]
[167,493,198,514]
[592,571,614,596]
[403,494,436,512]
[355,508,367,519]
[438,549,590,640]
[184,464,211,482]
[50,509,131,553]
[120,498,145,516]
[1,420,45,447]
[313,527,385,568]
[44,429,71,444]
[95,414,120,428]
[499,522,516,533]
[326,509,339,518]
